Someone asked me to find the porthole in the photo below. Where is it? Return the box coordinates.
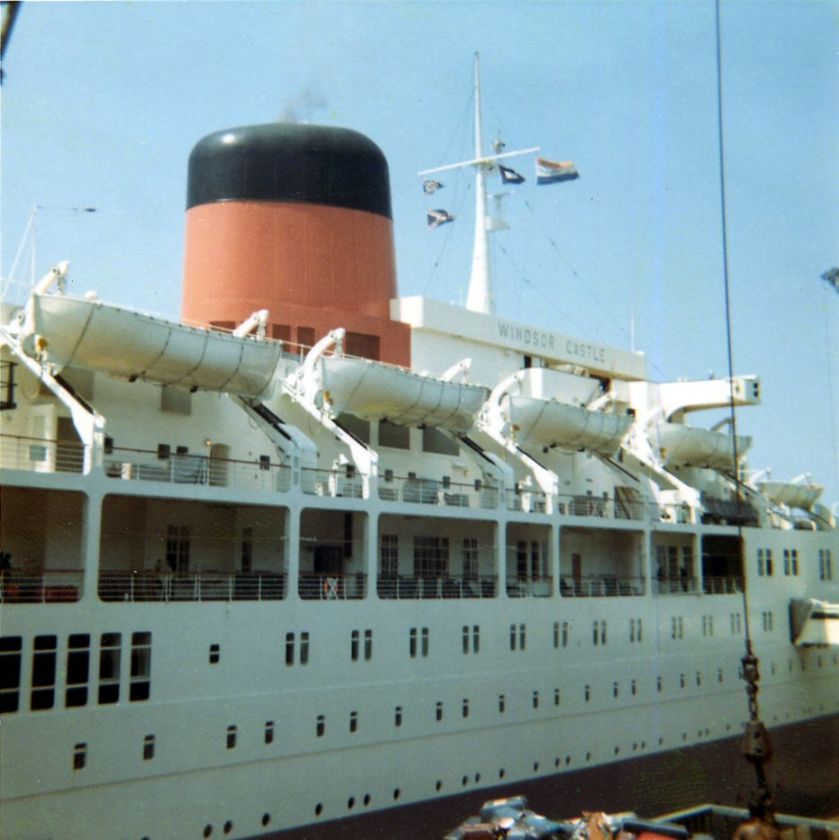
[555,757,560,768]
[203,826,212,839]
[565,756,571,765]
[435,780,442,791]
[261,813,271,827]
[315,803,323,817]
[462,775,468,786]
[475,773,481,783]
[393,788,401,801]
[499,768,506,779]
[347,797,355,810]
[585,752,592,762]
[364,794,371,806]
[223,821,233,835]
[533,761,539,772]
[614,746,620,755]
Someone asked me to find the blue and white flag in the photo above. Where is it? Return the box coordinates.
[536,157,579,184]
[422,178,444,194]
[498,164,525,184]
[427,208,455,229]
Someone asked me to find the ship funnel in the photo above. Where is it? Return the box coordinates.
[182,123,409,364]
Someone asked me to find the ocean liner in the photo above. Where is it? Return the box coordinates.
[1,56,837,840]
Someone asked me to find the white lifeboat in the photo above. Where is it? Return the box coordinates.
[790,598,839,647]
[25,292,281,398]
[320,356,489,433]
[756,480,824,509]
[503,395,633,454]
[651,422,751,469]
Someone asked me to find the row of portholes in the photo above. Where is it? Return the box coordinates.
[202,813,271,837]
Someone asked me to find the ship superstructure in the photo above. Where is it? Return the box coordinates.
[1,60,837,840]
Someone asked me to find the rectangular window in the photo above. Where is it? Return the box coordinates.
[285,632,295,665]
[0,637,23,714]
[143,734,155,760]
[561,622,569,648]
[349,711,358,733]
[73,742,86,770]
[421,627,429,657]
[364,629,372,661]
[436,701,443,721]
[462,538,478,581]
[166,525,191,574]
[98,633,121,704]
[129,632,152,702]
[499,693,506,713]
[316,715,325,737]
[472,625,480,654]
[300,632,309,665]
[394,706,402,727]
[413,536,449,579]
[351,630,360,661]
[226,725,237,749]
[783,549,790,576]
[66,633,90,708]
[791,549,799,576]
[380,534,399,578]
[265,721,275,744]
[379,419,410,449]
[757,548,765,576]
[409,627,417,658]
[241,527,253,574]
[31,635,57,711]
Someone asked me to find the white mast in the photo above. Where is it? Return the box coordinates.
[466,52,493,315]
[418,55,538,315]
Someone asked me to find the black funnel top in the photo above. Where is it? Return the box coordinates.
[187,123,392,219]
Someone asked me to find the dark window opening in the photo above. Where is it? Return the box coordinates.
[31,635,57,711]
[0,636,23,714]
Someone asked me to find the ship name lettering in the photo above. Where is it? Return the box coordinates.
[497,321,556,350]
[566,339,606,364]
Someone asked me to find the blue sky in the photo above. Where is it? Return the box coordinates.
[2,0,837,509]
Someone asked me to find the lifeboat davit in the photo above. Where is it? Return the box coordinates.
[320,356,489,433]
[26,292,281,398]
[503,395,633,454]
[652,421,751,469]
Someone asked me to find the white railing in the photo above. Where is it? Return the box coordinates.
[97,570,286,602]
[0,434,85,474]
[105,447,291,492]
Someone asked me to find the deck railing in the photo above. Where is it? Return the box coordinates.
[298,572,367,600]
[558,574,646,597]
[97,570,286,602]
[701,575,744,595]
[105,447,292,492]
[377,474,499,510]
[652,577,700,595]
[0,434,85,473]
[505,576,554,597]
[0,571,83,603]
[376,575,497,600]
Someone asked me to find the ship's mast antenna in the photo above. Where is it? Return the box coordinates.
[466,52,493,315]
[418,56,539,313]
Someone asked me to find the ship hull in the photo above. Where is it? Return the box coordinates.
[264,714,839,839]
